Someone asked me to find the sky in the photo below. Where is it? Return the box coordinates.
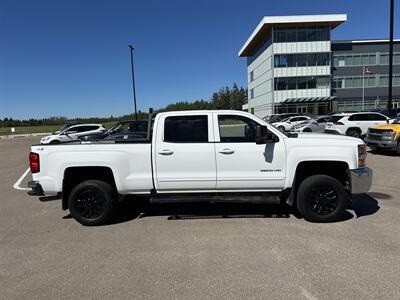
[0,0,398,119]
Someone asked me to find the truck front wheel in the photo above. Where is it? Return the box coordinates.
[297,175,347,222]
[68,180,116,226]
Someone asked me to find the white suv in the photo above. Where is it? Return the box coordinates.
[324,112,391,138]
[40,124,105,144]
[272,116,310,132]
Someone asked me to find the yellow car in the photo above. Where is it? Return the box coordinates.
[365,116,400,154]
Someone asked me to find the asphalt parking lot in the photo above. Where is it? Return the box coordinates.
[1,137,399,299]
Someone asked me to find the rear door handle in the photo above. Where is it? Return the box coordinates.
[219,149,234,155]
[159,149,174,155]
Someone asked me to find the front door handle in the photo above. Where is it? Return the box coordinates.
[159,149,174,155]
[219,148,234,155]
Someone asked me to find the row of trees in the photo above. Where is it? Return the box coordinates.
[0,84,247,128]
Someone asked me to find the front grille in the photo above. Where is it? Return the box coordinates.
[366,128,394,141]
[367,134,384,141]
[368,128,393,134]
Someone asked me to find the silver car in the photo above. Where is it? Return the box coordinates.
[293,116,330,133]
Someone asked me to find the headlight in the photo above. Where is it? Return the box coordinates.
[382,133,394,140]
[358,144,367,168]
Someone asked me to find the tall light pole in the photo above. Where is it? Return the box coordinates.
[387,0,394,114]
[129,44,138,120]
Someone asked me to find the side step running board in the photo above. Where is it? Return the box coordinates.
[150,193,282,204]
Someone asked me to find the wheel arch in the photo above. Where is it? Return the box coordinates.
[286,160,350,206]
[62,166,117,210]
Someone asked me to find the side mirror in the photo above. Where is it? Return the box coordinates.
[255,125,277,144]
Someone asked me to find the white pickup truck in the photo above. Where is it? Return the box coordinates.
[28,110,372,225]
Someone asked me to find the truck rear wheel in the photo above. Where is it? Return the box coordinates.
[68,180,116,226]
[297,175,347,222]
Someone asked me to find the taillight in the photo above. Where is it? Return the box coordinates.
[29,152,40,173]
[334,122,344,125]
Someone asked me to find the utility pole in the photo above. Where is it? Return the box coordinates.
[129,45,138,120]
[387,0,394,114]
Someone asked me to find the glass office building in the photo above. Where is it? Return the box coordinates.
[239,15,400,117]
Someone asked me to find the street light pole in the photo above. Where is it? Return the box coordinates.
[129,44,138,120]
[387,0,394,114]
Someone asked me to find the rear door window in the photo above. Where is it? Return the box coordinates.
[350,114,369,121]
[164,116,208,143]
[368,113,387,121]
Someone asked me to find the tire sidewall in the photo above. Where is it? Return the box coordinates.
[297,175,348,223]
[68,180,115,226]
[346,129,360,138]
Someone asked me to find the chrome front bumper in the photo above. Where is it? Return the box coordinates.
[350,167,373,194]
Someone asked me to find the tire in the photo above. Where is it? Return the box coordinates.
[278,126,286,132]
[50,140,61,144]
[346,129,361,138]
[396,141,400,156]
[68,180,116,226]
[296,175,348,223]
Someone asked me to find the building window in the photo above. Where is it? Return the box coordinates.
[274,76,330,90]
[333,75,377,89]
[379,53,400,65]
[274,53,330,68]
[250,88,254,99]
[273,25,330,43]
[378,75,400,87]
[250,71,254,82]
[333,53,377,67]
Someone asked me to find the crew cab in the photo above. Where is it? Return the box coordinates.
[28,110,372,225]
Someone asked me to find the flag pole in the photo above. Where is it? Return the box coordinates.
[362,67,365,111]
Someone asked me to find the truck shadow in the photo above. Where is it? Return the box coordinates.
[368,149,399,157]
[351,193,380,218]
[103,193,379,225]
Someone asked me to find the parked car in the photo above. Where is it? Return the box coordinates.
[365,115,400,154]
[262,114,279,122]
[27,110,372,225]
[293,116,330,133]
[324,112,391,138]
[104,132,148,141]
[272,116,311,131]
[54,122,82,134]
[268,113,301,124]
[377,108,400,118]
[80,120,148,141]
[40,124,105,144]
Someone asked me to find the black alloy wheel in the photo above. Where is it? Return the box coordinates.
[309,186,338,215]
[297,175,347,222]
[73,189,105,220]
[68,180,116,226]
